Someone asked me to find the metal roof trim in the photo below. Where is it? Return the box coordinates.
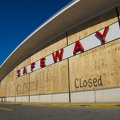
[0,0,80,67]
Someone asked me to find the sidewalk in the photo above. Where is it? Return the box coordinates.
[0,102,120,108]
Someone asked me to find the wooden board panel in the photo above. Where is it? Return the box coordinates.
[68,8,118,45]
[17,57,31,70]
[3,75,9,97]
[31,33,67,63]
[16,74,30,96]
[69,39,120,92]
[6,81,15,97]
[38,59,69,94]
[2,69,17,97]
[12,68,17,82]
[0,78,7,97]
[30,71,39,95]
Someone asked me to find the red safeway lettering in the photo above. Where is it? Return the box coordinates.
[23,67,27,74]
[31,62,35,71]
[73,40,84,55]
[40,57,46,67]
[96,26,109,43]
[17,70,21,77]
[52,48,64,63]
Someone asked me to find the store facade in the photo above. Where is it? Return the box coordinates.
[0,0,120,103]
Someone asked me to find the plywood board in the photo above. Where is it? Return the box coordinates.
[30,71,39,95]
[16,74,30,96]
[17,57,31,70]
[0,78,7,97]
[38,59,69,94]
[6,81,16,97]
[0,91,4,97]
[1,69,16,97]
[68,8,118,45]
[12,68,17,82]
[2,76,8,97]
[31,33,67,63]
[69,39,120,92]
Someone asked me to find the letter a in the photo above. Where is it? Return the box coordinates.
[73,40,84,55]
[23,67,27,74]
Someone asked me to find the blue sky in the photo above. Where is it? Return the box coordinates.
[0,0,72,65]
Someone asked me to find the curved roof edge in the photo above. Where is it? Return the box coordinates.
[1,0,79,67]
[0,0,120,81]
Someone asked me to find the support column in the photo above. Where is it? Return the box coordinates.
[116,6,120,25]
[66,31,71,103]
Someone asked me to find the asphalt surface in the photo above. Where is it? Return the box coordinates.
[0,103,120,120]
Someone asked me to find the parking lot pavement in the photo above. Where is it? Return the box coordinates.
[0,103,120,120]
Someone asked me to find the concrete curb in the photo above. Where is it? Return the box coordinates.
[0,102,120,108]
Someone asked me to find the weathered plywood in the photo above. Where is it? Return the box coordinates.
[16,74,30,96]
[2,75,9,97]
[6,81,15,97]
[69,39,120,92]
[17,57,31,70]
[15,57,31,97]
[38,59,69,94]
[2,69,16,97]
[0,66,18,97]
[12,68,17,82]
[31,33,67,63]
[68,8,118,45]
[0,78,7,97]
[30,71,39,95]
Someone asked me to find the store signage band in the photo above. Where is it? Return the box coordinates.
[17,22,120,77]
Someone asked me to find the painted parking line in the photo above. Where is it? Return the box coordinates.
[0,107,13,111]
[0,102,120,108]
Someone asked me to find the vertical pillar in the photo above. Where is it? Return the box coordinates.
[66,31,71,103]
[29,73,30,102]
[118,6,120,19]
[116,6,120,26]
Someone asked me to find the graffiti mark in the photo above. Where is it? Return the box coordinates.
[75,76,103,88]
[17,81,38,95]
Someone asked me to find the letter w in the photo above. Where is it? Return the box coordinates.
[52,48,64,63]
